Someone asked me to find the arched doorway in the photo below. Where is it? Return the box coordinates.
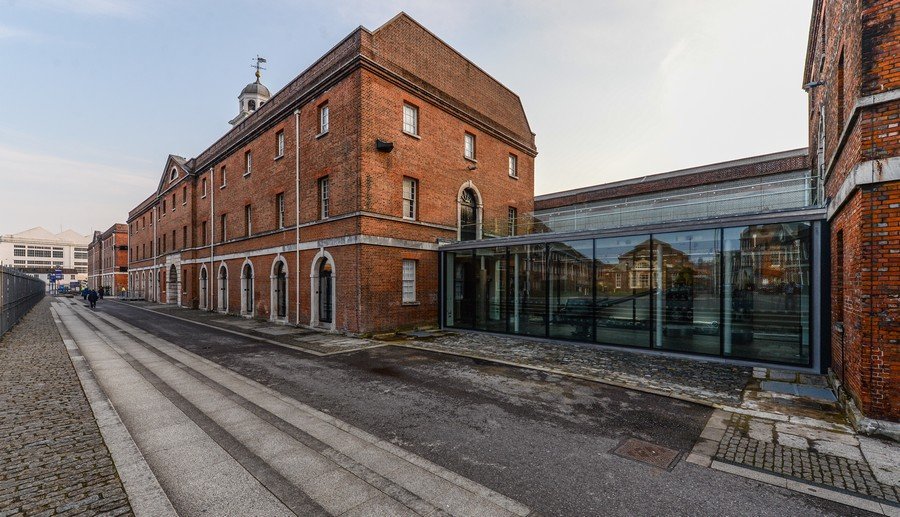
[318,260,333,324]
[271,258,288,322]
[218,264,228,312]
[457,182,482,241]
[199,267,208,309]
[167,265,178,304]
[241,261,254,316]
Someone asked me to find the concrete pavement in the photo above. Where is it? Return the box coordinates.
[51,299,530,516]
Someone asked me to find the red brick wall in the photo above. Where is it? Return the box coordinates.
[809,0,900,421]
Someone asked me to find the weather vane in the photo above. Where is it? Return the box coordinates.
[251,55,267,81]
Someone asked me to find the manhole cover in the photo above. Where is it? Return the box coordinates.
[612,438,680,470]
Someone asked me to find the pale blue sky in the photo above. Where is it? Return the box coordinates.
[0,0,813,235]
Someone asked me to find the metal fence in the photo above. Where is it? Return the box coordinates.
[1,266,46,337]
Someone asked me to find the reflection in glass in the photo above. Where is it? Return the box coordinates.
[445,251,475,328]
[595,235,652,347]
[548,241,594,339]
[723,223,810,364]
[475,247,508,332]
[653,230,720,355]
[508,244,547,337]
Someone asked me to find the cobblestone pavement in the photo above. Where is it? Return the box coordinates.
[0,298,132,516]
[399,331,752,406]
[715,412,900,504]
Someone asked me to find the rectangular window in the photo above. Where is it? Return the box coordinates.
[464,132,476,160]
[201,221,207,246]
[276,130,285,158]
[319,176,329,218]
[244,204,252,236]
[508,154,518,178]
[182,185,187,205]
[183,226,188,248]
[402,177,417,220]
[162,234,166,252]
[402,259,417,303]
[244,151,252,176]
[508,207,517,236]
[276,193,285,229]
[172,193,176,211]
[202,177,207,198]
[221,166,227,187]
[220,214,227,242]
[403,103,418,135]
[162,199,166,213]
[172,230,176,249]
[319,103,329,135]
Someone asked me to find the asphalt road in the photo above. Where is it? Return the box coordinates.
[99,300,863,516]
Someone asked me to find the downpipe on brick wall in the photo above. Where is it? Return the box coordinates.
[294,108,300,326]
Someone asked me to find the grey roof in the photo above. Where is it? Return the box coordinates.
[241,80,270,97]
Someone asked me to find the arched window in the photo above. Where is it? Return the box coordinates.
[460,188,478,241]
[170,168,177,181]
[241,262,254,315]
[318,260,332,324]
[272,259,287,320]
[218,265,228,311]
[199,267,208,309]
[248,100,256,111]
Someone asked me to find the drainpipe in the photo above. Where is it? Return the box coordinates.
[209,166,215,312]
[153,205,157,302]
[294,108,301,326]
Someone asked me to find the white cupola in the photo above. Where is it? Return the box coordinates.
[229,60,271,126]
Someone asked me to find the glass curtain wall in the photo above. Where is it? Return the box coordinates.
[652,229,720,355]
[595,235,652,347]
[548,240,594,340]
[723,222,811,363]
[443,221,813,365]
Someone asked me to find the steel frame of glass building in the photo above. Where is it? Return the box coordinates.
[439,206,828,370]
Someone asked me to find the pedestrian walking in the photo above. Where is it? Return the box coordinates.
[82,289,88,300]
[88,289,99,309]
[98,288,104,300]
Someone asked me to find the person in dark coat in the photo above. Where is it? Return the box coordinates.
[82,289,88,300]
[98,288,104,300]
[87,290,99,309]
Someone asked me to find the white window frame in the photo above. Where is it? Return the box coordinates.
[318,104,330,135]
[403,103,419,136]
[464,132,476,160]
[201,177,208,198]
[508,206,517,236]
[220,166,227,188]
[244,151,252,176]
[245,204,252,236]
[402,259,417,303]
[508,154,518,178]
[276,193,285,229]
[402,177,417,220]
[320,177,329,219]
[276,130,285,158]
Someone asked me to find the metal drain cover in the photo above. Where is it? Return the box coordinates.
[612,438,680,470]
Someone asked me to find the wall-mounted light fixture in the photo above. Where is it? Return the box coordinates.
[375,139,394,152]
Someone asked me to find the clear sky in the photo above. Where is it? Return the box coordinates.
[0,0,814,236]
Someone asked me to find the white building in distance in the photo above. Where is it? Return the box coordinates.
[0,227,91,289]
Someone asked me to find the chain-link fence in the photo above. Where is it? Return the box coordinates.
[1,266,46,337]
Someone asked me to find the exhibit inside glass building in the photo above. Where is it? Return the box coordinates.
[441,149,825,368]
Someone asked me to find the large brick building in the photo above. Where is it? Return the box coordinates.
[804,0,899,423]
[126,13,536,333]
[87,223,129,295]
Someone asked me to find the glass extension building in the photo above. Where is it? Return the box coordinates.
[441,149,827,369]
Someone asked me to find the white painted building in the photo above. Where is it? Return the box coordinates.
[0,227,91,289]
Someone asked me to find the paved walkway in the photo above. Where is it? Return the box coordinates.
[54,299,530,516]
[0,299,132,516]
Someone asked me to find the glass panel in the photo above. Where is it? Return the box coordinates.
[595,235,652,347]
[474,247,507,332]
[723,223,811,364]
[445,251,475,328]
[507,244,547,337]
[652,229,720,355]
[548,240,594,340]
